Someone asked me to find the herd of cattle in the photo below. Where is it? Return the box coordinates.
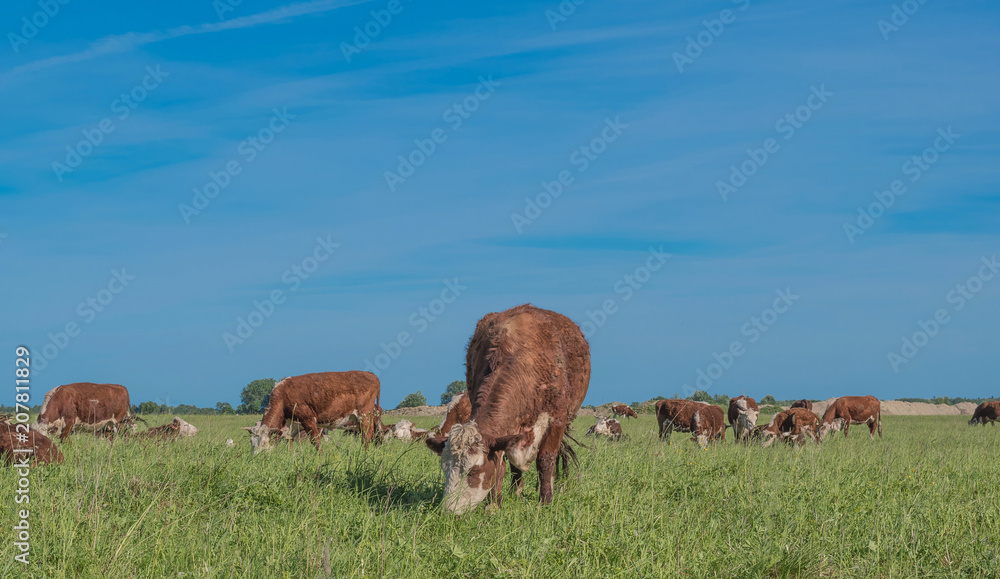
[5,304,1000,514]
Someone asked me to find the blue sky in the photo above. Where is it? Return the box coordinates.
[1,0,997,408]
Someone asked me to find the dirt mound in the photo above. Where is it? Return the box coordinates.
[810,398,978,417]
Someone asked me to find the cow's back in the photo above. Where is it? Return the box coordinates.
[40,383,130,424]
[465,304,590,429]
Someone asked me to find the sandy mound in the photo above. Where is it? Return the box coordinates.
[384,405,447,417]
[810,398,978,417]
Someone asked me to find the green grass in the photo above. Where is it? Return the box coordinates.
[2,415,999,578]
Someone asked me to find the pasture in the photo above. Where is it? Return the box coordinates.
[3,414,999,578]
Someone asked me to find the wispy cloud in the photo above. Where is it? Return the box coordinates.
[6,0,369,78]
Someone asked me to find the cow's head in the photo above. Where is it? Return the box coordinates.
[968,417,981,426]
[734,399,759,434]
[242,421,282,455]
[818,418,843,441]
[425,422,512,514]
[760,414,781,448]
[172,417,199,438]
[34,418,64,439]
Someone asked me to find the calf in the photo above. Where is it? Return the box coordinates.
[969,401,1000,426]
[585,416,625,440]
[611,403,638,420]
[425,304,590,514]
[1,423,63,466]
[727,396,759,443]
[762,408,820,447]
[819,396,881,440]
[386,419,431,441]
[790,399,813,411]
[656,400,725,447]
[136,417,199,441]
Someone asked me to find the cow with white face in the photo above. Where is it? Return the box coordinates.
[727,396,759,444]
[425,304,590,514]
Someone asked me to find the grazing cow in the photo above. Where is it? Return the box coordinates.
[762,408,820,447]
[727,396,759,443]
[36,383,135,441]
[242,371,381,454]
[436,391,472,436]
[611,403,638,420]
[969,401,1000,426]
[1,422,63,466]
[656,400,726,447]
[819,396,882,440]
[790,399,813,411]
[136,417,199,441]
[585,416,625,440]
[425,304,590,514]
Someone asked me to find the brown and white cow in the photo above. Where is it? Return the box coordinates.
[135,417,199,441]
[36,382,135,441]
[425,304,590,514]
[819,395,881,440]
[761,407,820,447]
[969,401,1000,426]
[656,399,726,447]
[436,391,472,436]
[585,416,625,440]
[611,403,638,420]
[243,371,381,454]
[1,421,63,465]
[727,396,759,443]
[790,399,813,411]
[386,419,431,441]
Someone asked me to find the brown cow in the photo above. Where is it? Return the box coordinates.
[585,416,625,440]
[425,304,590,514]
[969,401,1000,426]
[36,383,134,441]
[656,399,725,447]
[436,391,472,436]
[819,396,882,440]
[727,396,759,443]
[762,408,820,447]
[790,399,813,411]
[0,422,63,465]
[242,371,381,454]
[611,403,638,420]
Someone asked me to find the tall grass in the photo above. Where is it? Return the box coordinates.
[2,414,998,578]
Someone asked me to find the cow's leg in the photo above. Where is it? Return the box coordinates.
[60,417,75,442]
[869,419,877,439]
[536,429,564,505]
[510,464,525,496]
[300,417,323,451]
[487,454,506,508]
[843,419,850,438]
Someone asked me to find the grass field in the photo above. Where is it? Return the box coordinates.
[2,414,999,578]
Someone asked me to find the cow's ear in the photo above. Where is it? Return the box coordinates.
[425,436,447,455]
[241,426,254,431]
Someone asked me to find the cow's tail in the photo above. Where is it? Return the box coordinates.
[877,402,882,438]
[557,431,586,479]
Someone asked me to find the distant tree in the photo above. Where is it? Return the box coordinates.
[690,390,713,403]
[440,381,467,405]
[174,404,198,414]
[760,395,777,405]
[137,401,160,415]
[713,394,730,407]
[398,391,427,409]
[237,379,275,414]
[216,402,236,415]
[158,404,169,414]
